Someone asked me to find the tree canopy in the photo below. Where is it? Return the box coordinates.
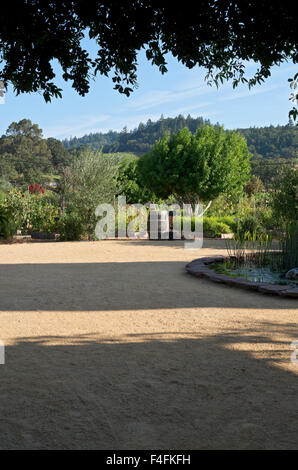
[116,156,159,204]
[138,126,251,204]
[46,137,72,168]
[0,2,296,101]
[0,119,71,185]
[0,119,52,183]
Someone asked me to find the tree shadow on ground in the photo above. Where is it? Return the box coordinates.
[115,238,228,250]
[1,321,298,449]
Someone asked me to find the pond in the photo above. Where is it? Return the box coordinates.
[211,259,298,286]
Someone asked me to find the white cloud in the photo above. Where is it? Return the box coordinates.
[218,84,281,102]
[126,83,213,111]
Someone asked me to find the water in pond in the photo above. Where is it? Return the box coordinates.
[212,261,298,286]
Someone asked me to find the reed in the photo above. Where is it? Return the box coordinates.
[225,222,297,275]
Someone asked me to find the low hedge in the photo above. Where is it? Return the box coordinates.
[174,215,236,238]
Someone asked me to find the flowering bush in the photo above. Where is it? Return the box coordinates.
[2,188,59,233]
[3,189,32,230]
[29,200,59,233]
[28,184,45,194]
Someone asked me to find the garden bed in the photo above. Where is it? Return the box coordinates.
[186,256,298,298]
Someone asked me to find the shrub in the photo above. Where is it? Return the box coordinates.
[2,189,32,230]
[2,188,59,233]
[203,219,232,237]
[30,202,59,233]
[244,176,264,197]
[258,206,274,230]
[271,166,297,225]
[238,214,265,237]
[58,212,84,241]
[0,190,6,203]
[0,206,15,239]
[174,215,234,237]
[216,216,237,232]
[207,194,236,217]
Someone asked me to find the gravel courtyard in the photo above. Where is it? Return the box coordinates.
[0,239,297,449]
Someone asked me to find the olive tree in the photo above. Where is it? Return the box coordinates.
[63,149,118,238]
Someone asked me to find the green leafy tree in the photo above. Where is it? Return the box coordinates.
[138,126,251,206]
[46,138,71,168]
[0,2,296,104]
[5,119,43,138]
[116,156,158,204]
[63,149,119,239]
[0,119,52,184]
[0,152,19,181]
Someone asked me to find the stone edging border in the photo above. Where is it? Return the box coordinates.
[185,256,298,298]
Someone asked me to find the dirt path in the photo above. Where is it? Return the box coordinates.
[0,239,297,449]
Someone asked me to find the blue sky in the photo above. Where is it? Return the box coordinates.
[0,39,296,140]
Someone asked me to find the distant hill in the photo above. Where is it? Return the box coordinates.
[238,125,297,160]
[62,115,215,155]
[62,115,298,162]
[63,130,119,152]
